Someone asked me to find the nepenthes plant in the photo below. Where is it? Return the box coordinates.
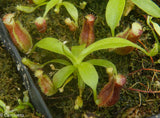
[22,33,158,109]
[2,0,160,110]
[3,1,159,109]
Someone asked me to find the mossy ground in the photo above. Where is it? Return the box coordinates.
[0,0,160,118]
[0,47,40,117]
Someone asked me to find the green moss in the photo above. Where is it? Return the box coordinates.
[1,0,160,117]
[0,47,38,117]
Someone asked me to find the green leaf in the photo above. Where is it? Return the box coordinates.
[105,0,125,36]
[0,108,3,112]
[62,2,78,26]
[147,16,159,43]
[34,37,76,64]
[34,37,69,56]
[78,37,151,62]
[43,59,71,66]
[0,100,6,110]
[78,75,85,91]
[152,21,160,36]
[147,15,152,27]
[62,44,77,64]
[71,44,86,57]
[159,44,160,53]
[16,2,47,13]
[12,102,34,112]
[53,65,75,88]
[150,43,158,56]
[54,3,61,13]
[87,59,117,75]
[78,62,98,103]
[43,0,59,17]
[131,0,160,18]
[22,102,34,111]
[16,5,36,13]
[9,113,17,118]
[33,0,46,4]
[13,104,26,112]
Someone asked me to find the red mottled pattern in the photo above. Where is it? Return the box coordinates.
[3,13,33,53]
[79,14,96,47]
[98,74,126,107]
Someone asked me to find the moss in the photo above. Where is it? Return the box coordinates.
[1,0,160,117]
[0,47,39,117]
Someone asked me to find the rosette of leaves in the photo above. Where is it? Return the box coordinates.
[30,36,157,107]
[16,0,78,26]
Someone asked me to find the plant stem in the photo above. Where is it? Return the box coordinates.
[59,76,73,92]
[138,40,154,63]
[35,2,47,10]
[111,29,115,37]
[128,68,160,76]
[151,28,159,44]
[127,88,160,93]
